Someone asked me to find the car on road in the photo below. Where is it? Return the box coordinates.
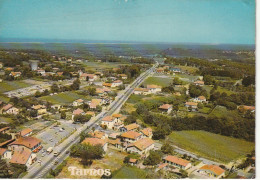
[54,161,59,165]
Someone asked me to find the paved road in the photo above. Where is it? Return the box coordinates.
[23,62,158,179]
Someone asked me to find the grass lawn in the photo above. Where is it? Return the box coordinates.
[167,130,254,163]
[57,148,128,178]
[113,165,147,179]
[0,95,10,103]
[39,91,90,105]
[204,85,235,96]
[84,62,129,71]
[142,76,172,87]
[127,94,147,104]
[176,65,199,74]
[0,81,31,93]
[0,116,13,124]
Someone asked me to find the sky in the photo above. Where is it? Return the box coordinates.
[0,0,255,44]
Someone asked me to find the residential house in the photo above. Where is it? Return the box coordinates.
[57,72,63,76]
[126,138,154,156]
[163,155,192,170]
[19,128,33,137]
[9,148,37,168]
[72,108,85,120]
[118,74,128,79]
[134,88,150,95]
[80,73,97,81]
[170,68,181,73]
[112,80,123,87]
[193,80,205,86]
[193,96,207,103]
[89,130,107,139]
[89,99,102,110]
[0,127,10,134]
[51,104,62,110]
[156,68,164,73]
[141,128,153,138]
[238,105,255,113]
[121,131,142,145]
[73,99,84,107]
[86,111,95,117]
[159,104,172,114]
[147,84,162,94]
[185,102,198,111]
[108,138,122,150]
[0,148,12,159]
[1,104,19,115]
[9,72,21,78]
[36,69,46,76]
[82,138,108,152]
[8,136,42,152]
[198,164,225,179]
[101,116,116,129]
[103,83,112,88]
[129,158,138,166]
[119,123,140,132]
[32,105,47,115]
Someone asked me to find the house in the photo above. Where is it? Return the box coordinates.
[89,99,102,109]
[129,158,138,166]
[72,108,85,120]
[19,128,33,137]
[238,105,255,113]
[73,99,84,107]
[159,104,172,114]
[108,138,122,149]
[156,163,169,172]
[36,69,46,76]
[57,72,63,76]
[193,96,207,103]
[86,111,95,117]
[96,88,106,96]
[119,123,140,132]
[89,130,107,139]
[147,85,162,94]
[82,138,108,152]
[198,164,225,178]
[0,127,10,134]
[101,116,116,129]
[112,80,123,87]
[103,83,112,88]
[118,74,128,79]
[141,128,153,138]
[80,73,97,81]
[0,148,12,159]
[32,105,47,115]
[8,136,42,152]
[185,102,198,111]
[108,132,120,139]
[9,148,37,168]
[134,88,150,95]
[194,80,205,86]
[1,104,19,115]
[121,131,142,144]
[170,68,181,73]
[9,72,21,78]
[163,155,192,170]
[127,138,154,156]
[51,104,62,110]
[156,68,164,73]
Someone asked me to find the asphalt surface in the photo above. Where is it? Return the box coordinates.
[23,62,158,179]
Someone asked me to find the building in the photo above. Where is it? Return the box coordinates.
[108,138,122,149]
[193,80,205,86]
[86,111,95,117]
[163,155,192,170]
[0,148,12,159]
[134,88,150,95]
[32,105,47,115]
[80,73,97,81]
[119,123,140,132]
[147,85,162,94]
[238,105,255,113]
[8,136,42,152]
[159,104,173,114]
[89,99,102,109]
[185,102,198,111]
[101,116,116,129]
[29,60,39,71]
[72,108,85,120]
[198,164,225,178]
[118,74,128,79]
[193,96,207,103]
[9,148,37,168]
[127,138,155,156]
[1,104,19,115]
[89,131,107,139]
[0,127,10,134]
[141,128,153,138]
[9,72,21,78]
[19,128,33,137]
[112,80,123,87]
[121,131,142,144]
[82,138,108,152]
[73,99,84,107]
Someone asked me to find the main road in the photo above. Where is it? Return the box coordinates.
[23,62,158,179]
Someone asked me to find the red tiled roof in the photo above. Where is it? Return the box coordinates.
[9,137,41,149]
[200,165,225,176]
[20,128,33,137]
[73,108,84,115]
[121,131,142,140]
[2,104,13,111]
[9,149,32,165]
[102,116,114,122]
[164,155,190,167]
[141,128,152,137]
[0,148,7,155]
[82,138,106,146]
[125,123,139,131]
[128,138,154,151]
[159,104,172,110]
[185,102,198,106]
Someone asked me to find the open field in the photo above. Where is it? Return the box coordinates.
[0,116,13,124]
[167,130,254,163]
[84,61,129,71]
[204,85,235,95]
[0,81,32,93]
[0,95,10,103]
[39,91,90,105]
[57,148,128,178]
[177,65,199,74]
[113,165,147,179]
[142,76,172,87]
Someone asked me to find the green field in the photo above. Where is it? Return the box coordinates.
[0,116,13,124]
[113,165,147,179]
[143,77,172,87]
[39,91,90,105]
[84,62,129,71]
[0,81,32,93]
[167,130,254,163]
[127,94,147,104]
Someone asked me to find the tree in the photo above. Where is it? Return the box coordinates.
[124,115,136,125]
[172,77,183,85]
[242,75,255,87]
[143,151,162,166]
[70,78,81,90]
[51,83,59,93]
[60,111,66,119]
[35,91,41,97]
[30,109,38,117]
[123,156,130,163]
[74,115,91,123]
[203,75,215,85]
[161,142,174,155]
